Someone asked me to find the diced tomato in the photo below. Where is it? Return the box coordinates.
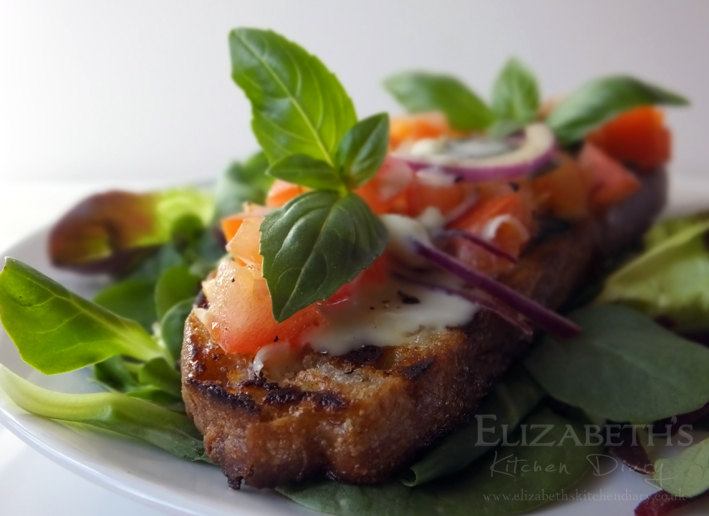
[389,112,456,149]
[406,170,469,217]
[324,254,391,307]
[266,179,307,208]
[532,154,592,220]
[448,192,534,275]
[578,142,641,208]
[356,156,414,215]
[587,106,671,170]
[220,204,270,242]
[226,216,263,268]
[202,260,325,354]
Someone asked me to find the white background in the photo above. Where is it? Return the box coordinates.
[0,0,707,189]
[0,1,707,515]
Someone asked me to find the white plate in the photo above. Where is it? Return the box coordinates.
[1,175,708,516]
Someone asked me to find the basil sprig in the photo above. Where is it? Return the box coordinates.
[229,28,389,321]
[547,75,688,145]
[491,58,540,123]
[384,71,494,131]
[384,59,687,144]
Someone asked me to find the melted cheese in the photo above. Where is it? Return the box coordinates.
[307,213,477,355]
[308,274,478,355]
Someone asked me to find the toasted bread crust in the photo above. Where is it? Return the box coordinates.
[181,170,666,488]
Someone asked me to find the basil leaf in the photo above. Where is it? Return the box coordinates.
[214,152,272,219]
[260,191,386,321]
[267,154,342,191]
[525,304,709,423]
[229,28,357,166]
[336,112,390,188]
[384,71,494,131]
[491,57,540,124]
[597,214,709,332]
[547,75,688,145]
[279,407,600,516]
[401,367,543,486]
[0,365,207,462]
[654,436,709,498]
[0,258,166,374]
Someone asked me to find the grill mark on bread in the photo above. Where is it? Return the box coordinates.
[399,357,435,380]
[264,387,305,405]
[340,345,384,368]
[186,378,259,414]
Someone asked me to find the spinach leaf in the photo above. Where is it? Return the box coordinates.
[137,357,182,398]
[491,57,540,124]
[93,277,157,331]
[154,265,201,319]
[214,152,271,219]
[0,258,167,374]
[160,299,195,362]
[336,112,390,188]
[260,191,387,321]
[279,407,600,516]
[597,214,709,332]
[384,71,494,131]
[267,154,342,191]
[0,365,206,462]
[401,367,543,486]
[93,356,140,393]
[229,28,357,166]
[525,304,709,423]
[654,436,709,498]
[547,75,688,145]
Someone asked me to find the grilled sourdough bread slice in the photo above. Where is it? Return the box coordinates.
[181,170,666,489]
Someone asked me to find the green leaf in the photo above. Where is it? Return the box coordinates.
[336,112,390,188]
[491,57,540,124]
[0,258,165,374]
[547,75,689,145]
[137,358,182,398]
[597,214,709,332]
[279,408,600,516]
[260,191,387,321]
[654,436,709,498]
[229,28,357,166]
[93,278,157,331]
[154,265,201,319]
[160,299,195,363]
[401,367,543,486]
[267,154,343,191]
[384,71,494,131]
[214,152,272,219]
[0,365,206,462]
[93,356,140,393]
[525,304,709,423]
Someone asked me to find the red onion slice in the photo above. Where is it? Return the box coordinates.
[635,491,694,516]
[436,229,518,264]
[393,123,556,182]
[395,273,534,337]
[413,240,581,338]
